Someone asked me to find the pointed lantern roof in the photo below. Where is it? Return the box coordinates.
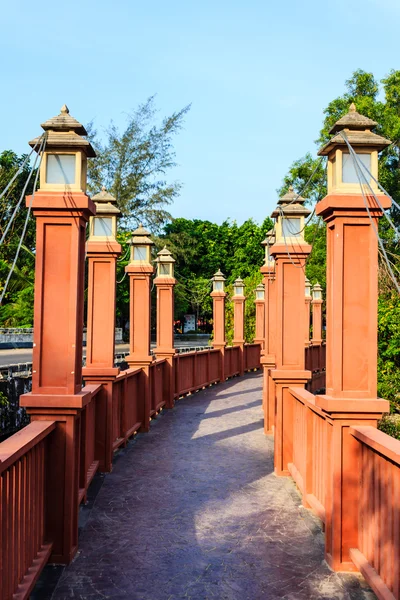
[91,186,120,215]
[271,186,311,219]
[154,246,175,264]
[211,268,226,281]
[318,103,391,156]
[130,223,154,246]
[29,104,96,157]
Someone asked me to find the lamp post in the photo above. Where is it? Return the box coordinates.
[232,277,245,376]
[154,246,176,408]
[315,103,391,570]
[311,283,323,344]
[305,277,312,347]
[20,105,96,563]
[125,224,155,432]
[254,284,265,348]
[211,269,226,381]
[269,186,312,474]
[82,187,121,472]
[260,228,277,433]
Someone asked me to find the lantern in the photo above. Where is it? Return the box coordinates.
[29,105,95,192]
[305,277,312,299]
[255,283,265,301]
[154,246,175,278]
[312,283,322,301]
[318,103,391,194]
[233,277,245,297]
[261,228,276,266]
[271,186,311,244]
[129,224,154,265]
[211,269,226,292]
[89,187,120,241]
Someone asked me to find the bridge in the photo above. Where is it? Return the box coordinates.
[0,104,399,600]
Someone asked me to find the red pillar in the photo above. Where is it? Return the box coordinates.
[211,270,226,381]
[254,288,265,348]
[311,288,323,345]
[270,244,312,474]
[232,290,245,376]
[82,190,121,472]
[154,247,176,408]
[305,280,312,346]
[260,264,277,434]
[315,104,391,571]
[20,107,96,563]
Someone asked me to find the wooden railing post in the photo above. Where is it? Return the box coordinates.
[20,106,96,564]
[232,280,245,376]
[153,247,176,409]
[82,188,121,473]
[260,263,276,434]
[315,104,391,571]
[211,270,227,381]
[125,225,155,432]
[269,187,312,474]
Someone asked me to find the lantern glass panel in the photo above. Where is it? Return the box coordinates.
[235,286,244,296]
[46,154,75,184]
[282,218,301,237]
[160,263,170,276]
[256,290,264,300]
[133,246,147,261]
[214,281,224,291]
[94,217,113,237]
[313,289,322,300]
[342,152,371,184]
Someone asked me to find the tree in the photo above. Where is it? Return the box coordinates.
[87,97,191,232]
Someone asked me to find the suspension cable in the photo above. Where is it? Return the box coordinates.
[0,137,46,304]
[0,134,47,247]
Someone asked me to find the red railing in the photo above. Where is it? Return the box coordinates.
[287,387,328,523]
[0,420,55,600]
[244,343,261,371]
[349,426,400,600]
[174,349,220,398]
[78,384,102,504]
[225,346,240,378]
[112,368,143,450]
[150,359,167,416]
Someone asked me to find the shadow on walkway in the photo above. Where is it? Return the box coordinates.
[33,372,374,600]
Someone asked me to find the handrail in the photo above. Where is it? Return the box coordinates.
[0,420,55,473]
[350,425,400,466]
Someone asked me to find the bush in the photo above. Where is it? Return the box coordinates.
[378,414,400,441]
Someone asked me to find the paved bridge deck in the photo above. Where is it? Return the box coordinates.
[41,372,374,600]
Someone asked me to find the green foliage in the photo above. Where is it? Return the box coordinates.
[0,151,37,326]
[377,293,400,409]
[87,97,191,232]
[378,415,400,440]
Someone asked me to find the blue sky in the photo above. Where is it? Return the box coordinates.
[0,0,399,225]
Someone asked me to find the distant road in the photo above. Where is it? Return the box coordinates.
[0,341,209,368]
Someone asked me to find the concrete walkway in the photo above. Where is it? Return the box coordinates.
[49,372,374,600]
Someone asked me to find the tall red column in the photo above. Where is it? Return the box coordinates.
[125,224,155,432]
[254,285,265,348]
[82,188,121,473]
[260,263,277,434]
[271,244,311,474]
[305,278,312,346]
[232,278,245,376]
[154,247,176,408]
[211,269,226,381]
[20,106,96,563]
[311,294,323,344]
[315,103,391,570]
